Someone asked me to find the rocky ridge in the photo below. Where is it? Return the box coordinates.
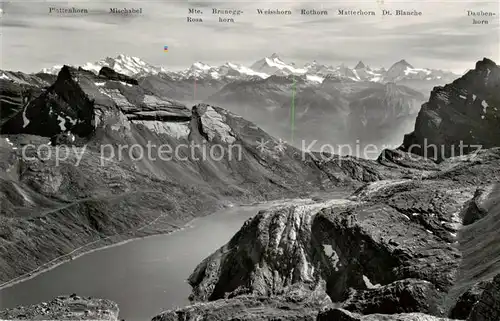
[0,294,119,320]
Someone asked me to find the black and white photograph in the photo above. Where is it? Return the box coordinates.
[0,0,499,320]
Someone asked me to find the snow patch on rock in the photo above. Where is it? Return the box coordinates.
[22,107,30,128]
[482,100,489,113]
[118,81,133,87]
[363,275,381,289]
[5,138,14,146]
[306,74,324,83]
[57,115,67,131]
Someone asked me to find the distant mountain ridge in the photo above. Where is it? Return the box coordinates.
[401,57,500,160]
[40,54,167,77]
[0,54,466,154]
[37,54,458,85]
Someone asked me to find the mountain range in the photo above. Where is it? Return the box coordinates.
[39,53,458,85]
[0,54,465,155]
[9,54,447,153]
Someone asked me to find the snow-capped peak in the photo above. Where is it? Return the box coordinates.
[392,59,414,69]
[354,61,366,69]
[304,60,319,68]
[191,62,212,71]
[269,53,281,59]
[38,54,458,85]
[403,66,431,76]
[382,59,455,82]
[41,65,64,75]
[264,56,287,68]
[88,54,165,76]
[40,54,166,76]
[250,54,307,76]
[221,62,269,78]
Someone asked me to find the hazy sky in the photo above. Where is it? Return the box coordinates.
[1,0,499,73]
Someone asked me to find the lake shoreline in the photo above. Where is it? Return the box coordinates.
[0,195,323,292]
[0,222,192,292]
[0,190,347,291]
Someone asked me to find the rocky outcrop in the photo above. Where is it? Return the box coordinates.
[154,286,330,321]
[341,279,441,315]
[461,185,497,225]
[1,66,98,137]
[384,60,415,82]
[1,65,191,139]
[468,274,500,321]
[0,294,119,320]
[449,280,490,319]
[188,199,356,302]
[401,58,500,161]
[317,308,457,321]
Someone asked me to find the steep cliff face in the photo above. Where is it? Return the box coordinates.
[2,66,97,137]
[0,73,49,127]
[468,273,500,321]
[188,199,356,302]
[401,58,500,161]
[1,65,191,138]
[445,184,500,319]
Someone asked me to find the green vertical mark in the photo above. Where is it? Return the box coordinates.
[290,74,296,143]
